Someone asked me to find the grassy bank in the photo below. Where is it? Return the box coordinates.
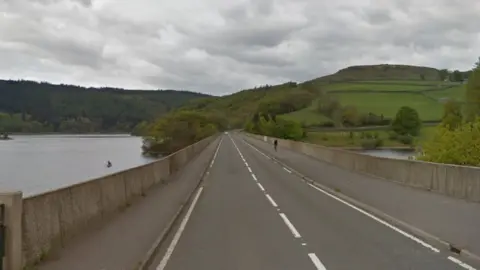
[304,126,437,148]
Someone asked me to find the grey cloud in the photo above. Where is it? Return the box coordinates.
[26,0,92,7]
[1,0,480,94]
[252,0,274,16]
[75,0,92,6]
[222,0,274,22]
[360,8,393,24]
[219,25,298,47]
[3,24,105,69]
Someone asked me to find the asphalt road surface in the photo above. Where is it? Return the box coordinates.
[148,133,477,270]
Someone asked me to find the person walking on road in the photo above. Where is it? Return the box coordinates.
[274,139,278,151]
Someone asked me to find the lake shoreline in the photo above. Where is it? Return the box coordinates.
[343,146,415,151]
[9,132,134,136]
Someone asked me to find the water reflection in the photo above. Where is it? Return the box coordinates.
[359,149,416,160]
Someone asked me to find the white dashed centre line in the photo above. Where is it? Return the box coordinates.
[257,182,265,191]
[266,194,278,207]
[308,253,327,270]
[229,134,327,270]
[279,213,301,238]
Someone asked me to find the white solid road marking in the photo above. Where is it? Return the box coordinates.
[210,137,223,168]
[257,182,265,191]
[279,213,301,238]
[242,136,442,256]
[283,167,292,173]
[308,184,440,253]
[266,194,278,207]
[448,256,477,270]
[308,253,327,270]
[156,187,204,270]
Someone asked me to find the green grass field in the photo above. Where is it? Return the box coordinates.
[278,106,330,126]
[330,92,443,120]
[280,80,465,125]
[323,82,437,92]
[358,80,458,86]
[423,85,466,102]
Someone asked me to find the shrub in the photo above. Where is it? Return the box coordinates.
[418,119,480,166]
[391,106,422,136]
[388,131,398,140]
[361,138,383,150]
[397,134,414,145]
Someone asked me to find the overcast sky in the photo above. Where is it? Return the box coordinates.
[1,0,479,95]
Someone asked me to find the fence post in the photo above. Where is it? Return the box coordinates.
[0,192,23,270]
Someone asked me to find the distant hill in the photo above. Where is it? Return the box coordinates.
[178,81,315,128]
[0,80,210,133]
[307,64,443,84]
[2,64,469,133]
[174,64,467,129]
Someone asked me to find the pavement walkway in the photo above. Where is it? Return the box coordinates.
[36,137,220,270]
[241,133,480,258]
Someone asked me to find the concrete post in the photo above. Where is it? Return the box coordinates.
[0,191,23,270]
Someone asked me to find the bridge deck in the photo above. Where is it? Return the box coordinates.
[148,133,479,270]
[37,133,480,270]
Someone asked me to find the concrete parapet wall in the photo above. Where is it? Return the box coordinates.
[21,135,217,268]
[245,133,480,203]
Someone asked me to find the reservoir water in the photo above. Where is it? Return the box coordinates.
[360,149,415,160]
[0,135,154,197]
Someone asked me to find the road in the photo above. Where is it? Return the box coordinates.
[148,133,476,270]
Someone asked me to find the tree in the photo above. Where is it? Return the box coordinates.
[419,119,480,166]
[342,105,361,126]
[244,112,304,141]
[0,79,209,133]
[131,121,150,136]
[438,69,449,81]
[391,106,422,136]
[420,74,425,80]
[142,111,222,156]
[475,57,480,70]
[464,67,480,122]
[451,70,463,82]
[441,100,462,130]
